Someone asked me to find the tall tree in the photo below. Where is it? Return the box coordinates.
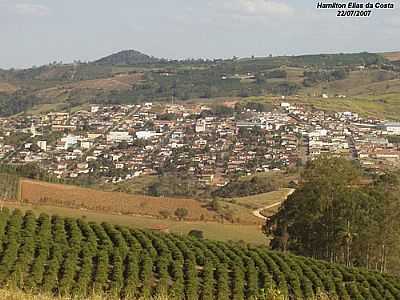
[265,157,400,274]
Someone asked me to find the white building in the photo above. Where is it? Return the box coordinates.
[80,141,93,149]
[385,123,400,135]
[136,131,158,140]
[281,102,290,109]
[308,129,328,137]
[107,131,132,143]
[195,120,206,133]
[61,135,79,150]
[37,141,47,152]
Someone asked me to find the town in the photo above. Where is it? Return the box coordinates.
[0,101,399,187]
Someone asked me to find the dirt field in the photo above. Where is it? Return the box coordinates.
[19,179,220,222]
[33,73,144,106]
[0,82,18,93]
[382,51,400,62]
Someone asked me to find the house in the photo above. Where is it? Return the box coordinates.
[61,135,79,150]
[107,131,132,143]
[136,131,158,140]
[37,141,47,152]
[195,120,206,133]
[384,123,400,135]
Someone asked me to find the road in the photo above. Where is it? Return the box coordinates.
[252,188,296,220]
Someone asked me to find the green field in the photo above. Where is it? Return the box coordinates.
[301,94,400,120]
[245,92,400,120]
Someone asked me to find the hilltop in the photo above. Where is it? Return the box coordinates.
[94,49,161,65]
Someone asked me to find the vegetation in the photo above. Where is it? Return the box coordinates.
[0,93,38,117]
[0,209,397,299]
[303,69,348,86]
[0,51,396,117]
[0,164,94,188]
[146,176,201,198]
[94,50,161,65]
[0,287,346,300]
[267,157,400,275]
[213,175,284,198]
[0,173,19,200]
[174,208,188,221]
[2,202,267,244]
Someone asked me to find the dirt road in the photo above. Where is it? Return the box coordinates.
[252,188,295,220]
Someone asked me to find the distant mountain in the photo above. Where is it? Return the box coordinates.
[94,49,160,65]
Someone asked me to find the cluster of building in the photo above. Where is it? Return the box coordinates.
[0,101,399,186]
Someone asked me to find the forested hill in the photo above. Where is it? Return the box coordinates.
[0,209,399,299]
[94,49,161,65]
[0,51,399,117]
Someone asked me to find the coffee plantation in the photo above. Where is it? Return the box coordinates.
[0,209,398,299]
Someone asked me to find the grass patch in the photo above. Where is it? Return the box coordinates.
[245,93,400,120]
[231,188,293,209]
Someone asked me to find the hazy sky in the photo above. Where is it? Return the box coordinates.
[0,0,399,69]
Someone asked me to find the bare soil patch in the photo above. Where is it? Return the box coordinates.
[20,179,217,221]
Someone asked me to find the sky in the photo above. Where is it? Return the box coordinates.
[0,0,399,69]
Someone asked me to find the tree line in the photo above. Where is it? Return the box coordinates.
[266,157,400,275]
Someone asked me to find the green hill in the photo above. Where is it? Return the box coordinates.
[0,51,399,118]
[0,209,398,299]
[94,49,161,65]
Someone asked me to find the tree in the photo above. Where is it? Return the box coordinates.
[159,210,171,219]
[212,175,281,198]
[209,199,222,212]
[211,105,234,117]
[188,230,204,239]
[265,156,400,274]
[175,208,189,221]
[147,176,200,198]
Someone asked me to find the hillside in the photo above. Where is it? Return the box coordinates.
[94,50,161,65]
[382,51,400,62]
[0,51,399,118]
[19,179,220,222]
[0,209,398,300]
